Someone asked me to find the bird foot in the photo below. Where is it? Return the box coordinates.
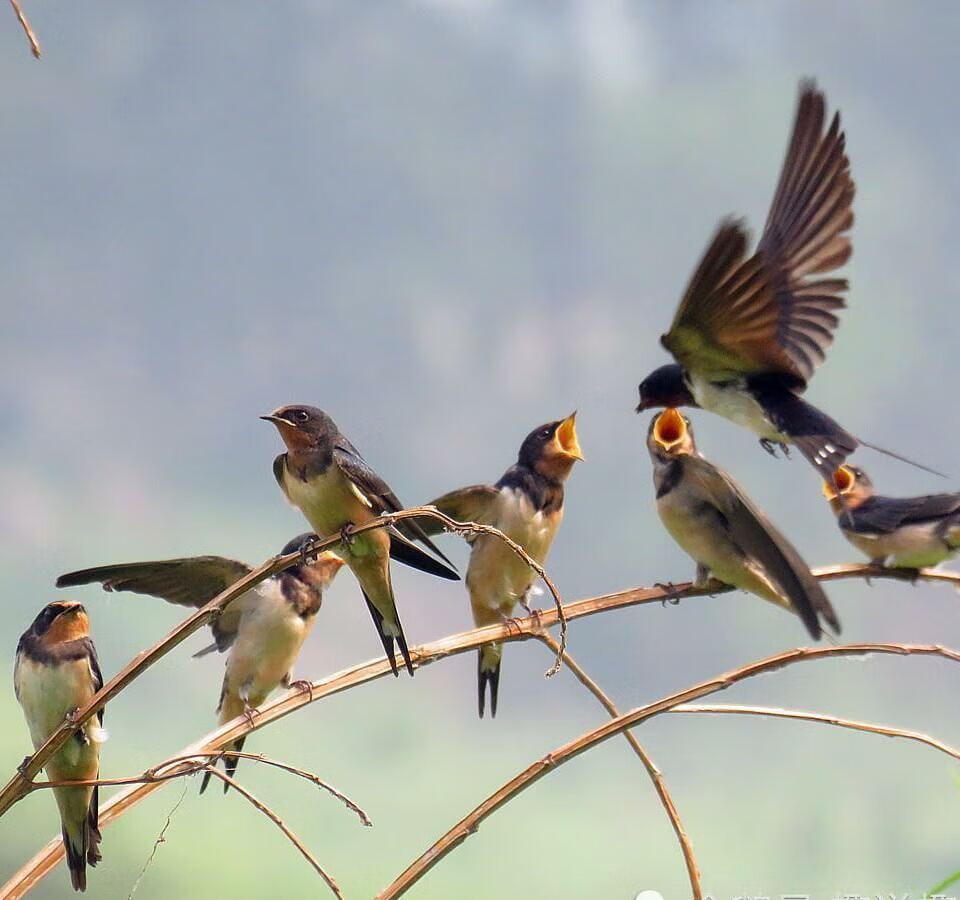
[759,438,782,458]
[242,703,258,728]
[654,582,681,606]
[17,755,34,779]
[64,707,82,725]
[339,524,355,548]
[288,679,315,701]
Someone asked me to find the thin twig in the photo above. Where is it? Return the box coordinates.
[0,506,547,818]
[6,563,960,895]
[201,766,344,900]
[30,751,370,827]
[377,642,960,898]
[537,633,701,899]
[126,780,188,899]
[669,703,960,762]
[7,0,39,58]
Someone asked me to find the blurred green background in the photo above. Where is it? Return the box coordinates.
[2,1,960,897]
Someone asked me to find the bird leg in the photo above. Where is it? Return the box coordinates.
[17,755,34,779]
[239,686,258,727]
[759,438,781,458]
[339,523,355,549]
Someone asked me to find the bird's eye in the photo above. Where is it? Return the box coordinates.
[540,428,552,439]
[294,410,309,423]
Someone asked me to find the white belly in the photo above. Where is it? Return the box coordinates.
[688,375,786,442]
[223,581,314,708]
[466,488,560,614]
[15,656,104,772]
[846,523,959,568]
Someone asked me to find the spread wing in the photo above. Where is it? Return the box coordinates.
[414,485,501,537]
[56,556,253,654]
[332,439,457,571]
[848,494,960,535]
[662,82,854,387]
[688,456,840,638]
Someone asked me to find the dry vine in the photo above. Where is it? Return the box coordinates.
[4,563,960,895]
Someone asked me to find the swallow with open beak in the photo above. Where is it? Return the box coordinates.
[419,413,582,717]
[263,405,459,676]
[823,465,960,570]
[635,82,932,477]
[56,534,344,792]
[648,408,839,639]
[14,602,106,892]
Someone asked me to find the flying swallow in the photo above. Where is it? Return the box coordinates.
[420,413,583,717]
[636,82,934,478]
[14,602,106,892]
[262,405,459,677]
[823,465,960,569]
[647,408,839,639]
[56,534,344,792]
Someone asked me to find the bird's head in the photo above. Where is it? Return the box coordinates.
[261,405,335,451]
[279,533,347,590]
[518,412,583,482]
[636,364,695,413]
[30,601,90,645]
[647,407,696,461]
[822,464,873,512]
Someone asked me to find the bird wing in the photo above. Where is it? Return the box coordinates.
[847,494,960,534]
[687,456,839,637]
[79,637,105,726]
[662,82,854,386]
[56,556,254,653]
[414,485,501,537]
[332,439,457,569]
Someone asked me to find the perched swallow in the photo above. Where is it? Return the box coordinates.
[14,602,106,892]
[263,405,459,677]
[56,535,344,792]
[648,408,839,639]
[823,465,960,569]
[636,81,893,477]
[421,413,583,717]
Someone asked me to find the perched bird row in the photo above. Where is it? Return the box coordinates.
[14,80,957,893]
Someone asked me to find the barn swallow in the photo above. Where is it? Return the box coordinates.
[56,534,344,792]
[262,405,459,677]
[420,413,582,717]
[14,602,106,892]
[648,408,839,639]
[823,465,960,569]
[636,82,937,478]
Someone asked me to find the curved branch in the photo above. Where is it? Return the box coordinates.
[668,703,960,762]
[8,0,39,58]
[5,563,959,896]
[537,634,701,899]
[377,642,960,898]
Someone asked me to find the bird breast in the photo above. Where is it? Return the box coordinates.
[466,488,560,613]
[688,374,787,442]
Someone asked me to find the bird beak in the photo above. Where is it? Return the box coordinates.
[653,408,688,452]
[822,465,854,501]
[555,412,584,461]
[260,413,287,426]
[635,397,654,413]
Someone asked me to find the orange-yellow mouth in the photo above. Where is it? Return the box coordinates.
[653,408,688,451]
[822,465,855,500]
[555,412,584,461]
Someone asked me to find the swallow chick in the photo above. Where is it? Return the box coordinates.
[824,465,960,570]
[636,82,934,478]
[56,535,344,792]
[14,602,106,892]
[648,408,839,639]
[421,413,583,717]
[263,405,459,677]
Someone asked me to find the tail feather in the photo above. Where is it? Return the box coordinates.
[199,736,248,795]
[477,647,502,719]
[363,591,413,677]
[61,784,100,892]
[856,438,948,478]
